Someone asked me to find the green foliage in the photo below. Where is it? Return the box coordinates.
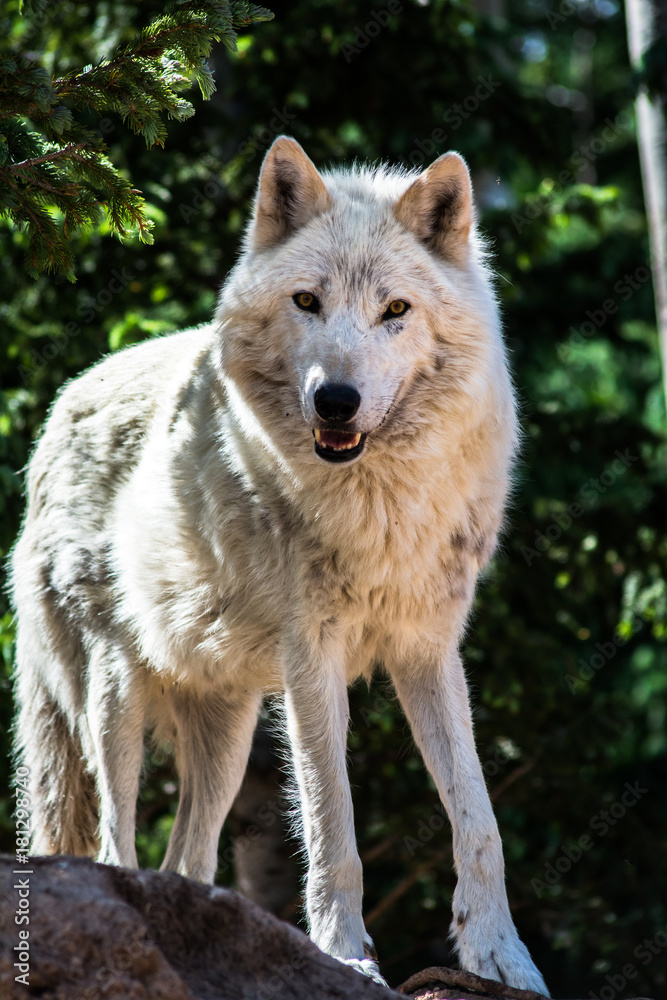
[0,0,272,278]
[1,1,666,997]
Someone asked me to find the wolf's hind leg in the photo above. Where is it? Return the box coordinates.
[161,686,261,884]
[16,680,99,857]
[84,639,147,869]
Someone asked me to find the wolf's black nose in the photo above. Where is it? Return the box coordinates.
[314,383,361,422]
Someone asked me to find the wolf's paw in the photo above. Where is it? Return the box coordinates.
[452,910,549,996]
[338,957,388,986]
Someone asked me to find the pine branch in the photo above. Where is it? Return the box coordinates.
[4,142,88,174]
[0,1,273,278]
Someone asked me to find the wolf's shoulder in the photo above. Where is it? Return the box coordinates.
[23,324,217,508]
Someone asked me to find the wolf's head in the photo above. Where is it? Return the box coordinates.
[217,138,513,473]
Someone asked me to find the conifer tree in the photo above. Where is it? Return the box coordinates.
[0,0,273,279]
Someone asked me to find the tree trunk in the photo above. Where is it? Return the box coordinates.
[625,0,667,409]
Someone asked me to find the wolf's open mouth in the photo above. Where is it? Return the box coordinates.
[313,428,367,463]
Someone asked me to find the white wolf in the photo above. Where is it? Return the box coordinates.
[11,137,549,994]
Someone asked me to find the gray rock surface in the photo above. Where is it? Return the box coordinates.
[0,855,401,999]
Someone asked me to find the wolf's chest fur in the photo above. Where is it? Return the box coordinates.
[112,391,496,691]
[77,312,505,693]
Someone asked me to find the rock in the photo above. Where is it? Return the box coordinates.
[0,857,654,1000]
[396,965,656,1000]
[0,855,401,999]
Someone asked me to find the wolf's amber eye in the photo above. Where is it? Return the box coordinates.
[382,299,410,321]
[293,292,320,313]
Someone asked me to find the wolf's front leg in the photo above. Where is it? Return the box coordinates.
[391,654,549,997]
[283,637,384,983]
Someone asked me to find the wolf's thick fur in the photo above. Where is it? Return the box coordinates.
[11,138,548,993]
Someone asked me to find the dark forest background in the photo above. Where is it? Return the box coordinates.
[1,2,666,997]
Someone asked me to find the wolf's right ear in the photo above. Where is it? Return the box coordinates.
[251,137,331,252]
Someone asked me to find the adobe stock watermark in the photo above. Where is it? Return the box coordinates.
[236,107,297,164]
[512,110,631,232]
[482,739,521,779]
[21,0,60,25]
[545,0,581,29]
[13,765,32,987]
[68,932,154,999]
[220,797,283,876]
[399,75,502,169]
[520,449,638,566]
[403,801,448,857]
[402,743,520,857]
[589,922,667,1000]
[17,266,137,385]
[558,258,654,362]
[357,689,394,728]
[178,107,297,224]
[545,0,618,31]
[256,952,307,1000]
[530,780,648,898]
[565,609,651,694]
[340,0,403,63]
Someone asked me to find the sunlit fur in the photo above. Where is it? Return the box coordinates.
[11,138,548,995]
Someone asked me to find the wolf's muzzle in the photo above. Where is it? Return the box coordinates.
[312,382,365,463]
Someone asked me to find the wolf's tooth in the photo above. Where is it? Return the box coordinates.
[314,430,361,450]
[329,433,361,450]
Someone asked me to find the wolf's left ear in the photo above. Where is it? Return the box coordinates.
[251,137,331,252]
[393,152,473,264]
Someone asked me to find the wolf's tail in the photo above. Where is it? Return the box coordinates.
[15,681,99,857]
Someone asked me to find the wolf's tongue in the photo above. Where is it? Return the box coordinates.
[315,429,361,450]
